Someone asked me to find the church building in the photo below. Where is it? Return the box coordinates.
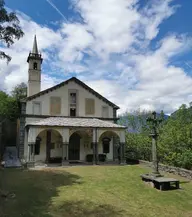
[18,36,126,166]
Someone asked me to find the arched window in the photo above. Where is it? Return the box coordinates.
[33,62,38,70]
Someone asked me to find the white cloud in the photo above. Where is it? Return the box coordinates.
[1,0,192,115]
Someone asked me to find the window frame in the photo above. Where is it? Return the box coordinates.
[85,98,95,115]
[102,106,109,118]
[68,89,78,116]
[32,101,42,115]
[33,62,38,70]
[50,96,61,115]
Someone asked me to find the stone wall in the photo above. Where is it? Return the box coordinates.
[139,160,192,180]
[19,102,26,158]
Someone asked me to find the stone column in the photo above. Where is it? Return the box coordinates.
[62,142,69,165]
[95,142,99,164]
[92,128,98,164]
[27,143,35,167]
[92,142,96,164]
[152,136,159,175]
[28,143,31,162]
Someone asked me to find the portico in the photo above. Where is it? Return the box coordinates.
[25,117,126,166]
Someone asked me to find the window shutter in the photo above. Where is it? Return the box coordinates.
[85,98,95,115]
[102,106,109,118]
[33,102,41,115]
[50,97,61,115]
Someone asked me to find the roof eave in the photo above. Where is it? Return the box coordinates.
[26,77,120,109]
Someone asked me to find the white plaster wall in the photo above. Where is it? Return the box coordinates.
[26,80,114,118]
[34,130,46,161]
[83,141,113,161]
[80,137,85,161]
[29,129,65,162]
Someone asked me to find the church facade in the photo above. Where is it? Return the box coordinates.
[18,36,126,166]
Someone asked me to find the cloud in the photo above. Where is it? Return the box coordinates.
[1,0,192,115]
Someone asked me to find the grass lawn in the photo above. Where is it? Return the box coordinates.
[0,165,192,217]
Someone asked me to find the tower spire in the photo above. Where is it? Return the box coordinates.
[27,35,43,97]
[32,35,38,54]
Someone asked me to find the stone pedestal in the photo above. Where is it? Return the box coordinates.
[27,161,35,168]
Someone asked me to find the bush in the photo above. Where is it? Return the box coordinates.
[164,150,192,170]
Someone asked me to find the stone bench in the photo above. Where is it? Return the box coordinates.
[153,177,179,190]
[141,174,179,190]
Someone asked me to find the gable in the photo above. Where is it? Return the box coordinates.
[25,77,119,109]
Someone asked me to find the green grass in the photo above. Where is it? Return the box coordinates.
[0,165,192,217]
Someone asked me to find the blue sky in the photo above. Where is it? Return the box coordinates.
[1,0,192,114]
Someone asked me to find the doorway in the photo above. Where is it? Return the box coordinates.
[69,133,81,160]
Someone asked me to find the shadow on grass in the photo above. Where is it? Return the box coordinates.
[0,168,80,217]
[52,201,125,217]
[0,168,125,217]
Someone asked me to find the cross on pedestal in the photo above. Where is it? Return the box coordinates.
[146,111,162,177]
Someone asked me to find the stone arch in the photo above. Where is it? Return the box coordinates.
[98,130,120,143]
[98,130,120,161]
[69,129,92,161]
[34,129,63,163]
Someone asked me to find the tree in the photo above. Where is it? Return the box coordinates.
[118,109,153,161]
[158,104,192,169]
[0,0,24,62]
[0,91,18,121]
[11,82,27,101]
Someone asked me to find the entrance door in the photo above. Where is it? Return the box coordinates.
[69,133,80,160]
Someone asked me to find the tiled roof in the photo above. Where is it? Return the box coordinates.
[27,117,126,129]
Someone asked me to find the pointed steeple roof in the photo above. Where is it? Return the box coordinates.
[27,35,43,63]
[32,35,38,54]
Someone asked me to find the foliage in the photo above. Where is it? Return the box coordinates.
[118,109,154,161]
[119,106,192,170]
[0,82,27,121]
[0,91,18,120]
[0,0,24,62]
[158,104,192,169]
[11,82,27,100]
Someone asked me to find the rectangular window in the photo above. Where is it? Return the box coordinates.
[102,106,109,118]
[85,98,95,115]
[50,97,61,115]
[33,102,41,115]
[70,108,76,117]
[70,93,76,104]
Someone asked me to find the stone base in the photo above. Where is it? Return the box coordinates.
[141,173,163,181]
[27,161,35,168]
[62,161,69,166]
[120,162,127,166]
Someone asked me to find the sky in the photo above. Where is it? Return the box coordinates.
[0,0,192,115]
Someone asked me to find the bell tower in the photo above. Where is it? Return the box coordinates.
[27,35,43,97]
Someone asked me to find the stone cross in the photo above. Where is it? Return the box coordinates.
[146,111,162,177]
